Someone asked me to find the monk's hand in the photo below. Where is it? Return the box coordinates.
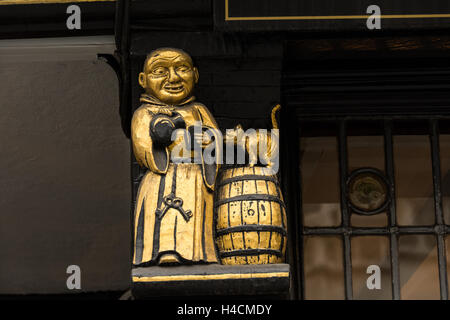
[188,126,212,150]
[149,115,175,146]
[194,131,213,147]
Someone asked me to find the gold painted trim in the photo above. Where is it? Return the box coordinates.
[0,0,114,5]
[133,272,290,283]
[224,0,450,21]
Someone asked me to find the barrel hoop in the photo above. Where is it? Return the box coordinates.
[216,225,287,237]
[214,194,287,209]
[218,174,279,188]
[220,249,282,258]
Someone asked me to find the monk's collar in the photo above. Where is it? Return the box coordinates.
[140,94,195,108]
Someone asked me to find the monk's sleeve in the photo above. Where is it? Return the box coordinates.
[131,106,169,174]
[194,103,221,190]
[195,103,219,129]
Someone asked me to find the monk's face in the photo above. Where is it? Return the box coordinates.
[139,49,199,104]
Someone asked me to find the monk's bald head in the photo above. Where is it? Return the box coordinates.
[143,48,194,74]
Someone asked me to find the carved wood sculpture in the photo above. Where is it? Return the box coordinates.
[131,47,287,270]
[131,48,219,266]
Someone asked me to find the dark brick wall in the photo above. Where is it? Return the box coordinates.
[196,57,282,130]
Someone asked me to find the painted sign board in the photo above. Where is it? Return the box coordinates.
[214,0,450,31]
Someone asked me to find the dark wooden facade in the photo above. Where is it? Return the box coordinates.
[2,0,450,299]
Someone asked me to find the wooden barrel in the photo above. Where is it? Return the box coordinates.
[214,166,287,265]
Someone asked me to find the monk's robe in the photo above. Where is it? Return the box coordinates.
[131,94,220,266]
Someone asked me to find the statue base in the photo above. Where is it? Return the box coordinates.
[132,263,290,299]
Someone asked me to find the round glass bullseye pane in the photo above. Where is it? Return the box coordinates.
[348,172,388,213]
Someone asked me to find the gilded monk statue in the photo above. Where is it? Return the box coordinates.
[131,48,220,266]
